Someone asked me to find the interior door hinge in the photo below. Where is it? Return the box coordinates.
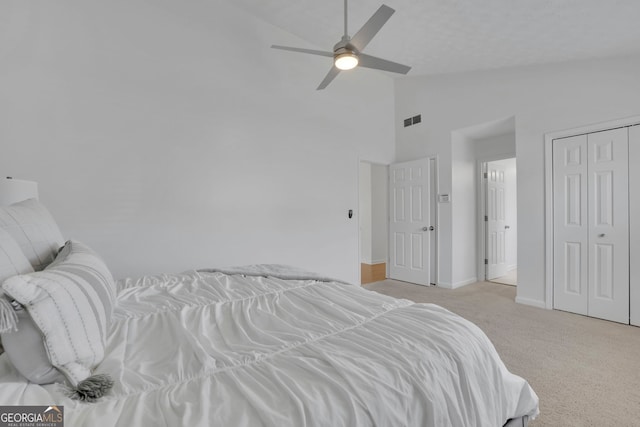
[484,172,488,179]
[484,215,488,221]
[484,259,488,265]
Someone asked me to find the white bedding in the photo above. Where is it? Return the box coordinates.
[0,267,538,426]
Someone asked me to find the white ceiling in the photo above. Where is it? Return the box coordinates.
[234,0,640,76]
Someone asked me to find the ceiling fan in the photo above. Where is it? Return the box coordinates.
[271,0,411,90]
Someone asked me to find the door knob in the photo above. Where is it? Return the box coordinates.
[505,225,510,229]
[422,226,435,231]
[598,233,605,238]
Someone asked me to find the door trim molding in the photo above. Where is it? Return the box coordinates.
[544,115,640,310]
[432,156,440,286]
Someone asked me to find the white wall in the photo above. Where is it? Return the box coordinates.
[359,162,388,265]
[395,54,640,306]
[359,162,372,263]
[451,132,477,286]
[0,0,396,282]
[475,133,517,161]
[370,164,388,264]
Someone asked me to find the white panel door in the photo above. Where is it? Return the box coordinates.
[553,134,589,316]
[487,163,508,280]
[553,128,629,324]
[587,128,629,324]
[630,125,640,327]
[389,158,431,286]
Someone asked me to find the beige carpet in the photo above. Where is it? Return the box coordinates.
[490,269,518,286]
[364,279,640,427]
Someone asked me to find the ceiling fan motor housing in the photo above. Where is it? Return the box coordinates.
[333,36,358,55]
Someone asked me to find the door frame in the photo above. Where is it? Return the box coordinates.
[357,159,390,285]
[476,153,516,282]
[429,156,440,286]
[544,115,640,310]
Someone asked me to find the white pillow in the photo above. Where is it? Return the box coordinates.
[2,240,115,398]
[0,228,34,283]
[0,198,64,271]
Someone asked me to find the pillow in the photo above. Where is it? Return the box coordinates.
[1,240,115,400]
[0,227,34,284]
[0,199,64,271]
[1,303,65,384]
[0,228,34,354]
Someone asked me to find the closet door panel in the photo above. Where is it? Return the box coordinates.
[587,128,629,324]
[553,135,588,315]
[630,125,640,326]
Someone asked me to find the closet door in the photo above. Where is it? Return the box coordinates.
[553,128,629,324]
[553,135,589,316]
[629,125,640,327]
[587,128,628,324]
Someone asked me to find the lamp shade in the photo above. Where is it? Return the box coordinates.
[0,177,39,206]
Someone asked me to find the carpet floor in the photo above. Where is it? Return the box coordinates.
[364,279,640,427]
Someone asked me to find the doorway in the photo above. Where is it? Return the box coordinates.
[482,157,518,286]
[359,161,388,285]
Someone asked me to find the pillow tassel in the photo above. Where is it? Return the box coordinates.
[64,374,114,402]
[0,297,18,333]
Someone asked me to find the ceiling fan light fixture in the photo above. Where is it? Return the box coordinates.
[334,51,359,70]
[270,3,410,89]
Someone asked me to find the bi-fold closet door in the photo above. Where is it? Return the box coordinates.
[553,127,629,324]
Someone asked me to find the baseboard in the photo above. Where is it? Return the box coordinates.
[515,296,547,309]
[437,277,477,289]
[507,264,517,272]
[361,259,386,266]
[452,277,478,289]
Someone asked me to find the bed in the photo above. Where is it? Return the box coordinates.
[0,199,538,426]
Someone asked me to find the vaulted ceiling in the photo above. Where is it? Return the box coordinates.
[234,0,640,76]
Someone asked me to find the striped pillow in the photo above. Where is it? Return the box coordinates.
[0,199,65,271]
[2,240,116,386]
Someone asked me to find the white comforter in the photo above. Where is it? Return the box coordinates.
[0,267,538,426]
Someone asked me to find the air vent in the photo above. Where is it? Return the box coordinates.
[403,114,422,128]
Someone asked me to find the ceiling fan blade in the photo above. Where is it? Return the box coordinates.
[317,66,341,90]
[358,53,411,74]
[271,45,334,58]
[349,5,395,52]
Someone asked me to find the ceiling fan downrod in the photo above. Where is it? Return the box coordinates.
[344,0,349,37]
